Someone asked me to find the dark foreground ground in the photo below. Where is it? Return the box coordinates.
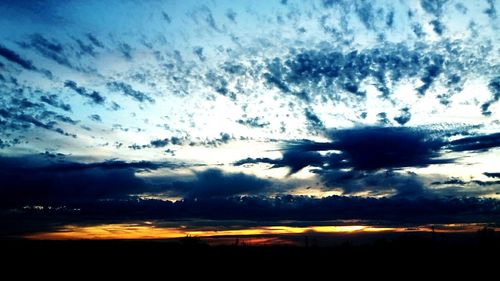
[1,230,499,272]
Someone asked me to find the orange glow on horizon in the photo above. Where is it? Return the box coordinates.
[25,223,498,240]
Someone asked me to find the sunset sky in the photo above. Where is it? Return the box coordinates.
[0,0,499,240]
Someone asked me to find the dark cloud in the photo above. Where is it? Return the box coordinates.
[279,150,324,174]
[89,114,101,122]
[167,169,272,199]
[150,139,169,148]
[161,11,171,23]
[386,10,394,27]
[484,172,500,179]
[235,126,455,196]
[0,153,498,236]
[0,108,76,137]
[40,94,72,112]
[235,150,323,175]
[430,19,444,35]
[331,127,444,170]
[481,77,500,116]
[205,70,235,99]
[192,5,221,32]
[355,0,375,30]
[52,113,78,125]
[448,132,500,152]
[74,38,96,57]
[3,194,499,237]
[394,107,412,125]
[259,43,461,102]
[417,60,443,95]
[0,44,37,70]
[106,81,154,103]
[282,128,500,172]
[484,0,497,19]
[307,126,445,171]
[19,33,77,70]
[237,117,270,128]
[119,43,132,60]
[38,159,171,173]
[226,9,236,22]
[203,133,233,147]
[0,155,181,206]
[304,109,325,133]
[322,0,338,8]
[420,0,448,17]
[193,47,206,62]
[431,178,466,185]
[64,80,105,105]
[86,33,104,48]
[0,169,137,207]
[319,170,428,198]
[0,154,265,207]
[235,126,500,197]
[376,112,390,125]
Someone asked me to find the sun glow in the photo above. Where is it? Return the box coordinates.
[26,223,497,240]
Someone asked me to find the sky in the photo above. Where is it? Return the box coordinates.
[0,0,499,240]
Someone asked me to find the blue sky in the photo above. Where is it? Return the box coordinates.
[0,0,499,237]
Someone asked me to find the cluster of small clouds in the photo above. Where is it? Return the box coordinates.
[0,0,499,236]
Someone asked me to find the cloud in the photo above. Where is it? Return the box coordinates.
[237,117,270,128]
[226,9,236,23]
[236,126,449,174]
[0,44,37,70]
[0,154,271,205]
[420,0,448,17]
[235,125,500,197]
[89,114,102,122]
[86,33,104,48]
[106,81,154,104]
[162,11,172,23]
[394,107,412,125]
[0,153,498,236]
[484,172,500,179]
[19,33,79,70]
[0,156,146,205]
[167,169,272,199]
[3,194,499,237]
[318,170,429,198]
[235,150,323,175]
[448,132,500,152]
[40,94,72,112]
[481,77,500,116]
[64,80,105,105]
[286,126,447,171]
[0,155,185,206]
[193,47,206,62]
[304,109,325,133]
[118,43,132,60]
[257,42,463,103]
[0,107,76,138]
[150,139,169,148]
